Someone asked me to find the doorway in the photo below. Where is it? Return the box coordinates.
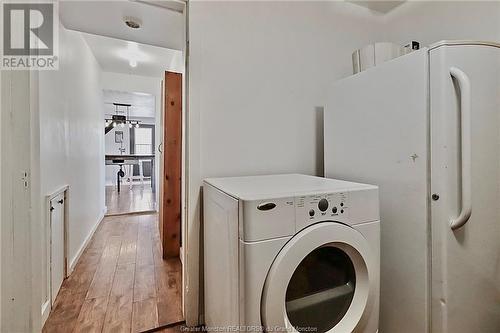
[104,91,158,216]
[39,1,187,332]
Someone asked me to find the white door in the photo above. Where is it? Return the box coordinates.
[430,43,500,333]
[50,193,65,304]
[261,222,377,333]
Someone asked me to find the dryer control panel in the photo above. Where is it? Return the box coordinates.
[295,187,379,231]
[295,192,350,231]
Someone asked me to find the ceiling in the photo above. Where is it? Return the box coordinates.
[104,90,155,118]
[59,0,185,50]
[82,32,183,77]
[348,1,405,14]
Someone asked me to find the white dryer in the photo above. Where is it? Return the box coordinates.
[203,174,380,333]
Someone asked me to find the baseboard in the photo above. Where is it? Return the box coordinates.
[105,209,157,217]
[68,209,105,273]
[41,300,51,326]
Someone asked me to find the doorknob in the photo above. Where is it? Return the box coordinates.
[50,206,55,212]
[58,199,64,204]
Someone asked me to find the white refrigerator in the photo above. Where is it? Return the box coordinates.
[324,41,500,333]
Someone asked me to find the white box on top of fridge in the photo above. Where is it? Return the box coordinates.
[324,41,500,333]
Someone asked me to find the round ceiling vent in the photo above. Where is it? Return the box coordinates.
[124,17,141,29]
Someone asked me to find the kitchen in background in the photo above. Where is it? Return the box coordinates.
[104,89,157,215]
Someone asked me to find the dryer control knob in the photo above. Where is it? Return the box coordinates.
[318,199,329,212]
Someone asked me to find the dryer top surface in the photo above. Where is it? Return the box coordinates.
[204,174,377,200]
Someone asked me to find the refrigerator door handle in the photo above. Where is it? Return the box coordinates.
[449,67,472,230]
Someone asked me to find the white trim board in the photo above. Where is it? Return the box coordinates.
[45,184,70,274]
[68,209,106,273]
[41,300,51,326]
[43,185,70,327]
[46,185,70,200]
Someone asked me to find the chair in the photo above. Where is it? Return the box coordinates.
[141,160,152,186]
[129,161,144,188]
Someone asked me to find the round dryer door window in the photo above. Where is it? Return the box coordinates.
[285,246,356,332]
[261,222,377,333]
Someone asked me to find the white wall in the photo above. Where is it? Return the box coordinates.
[38,25,105,321]
[185,0,500,325]
[191,1,382,178]
[101,72,162,193]
[382,1,500,46]
[186,0,383,325]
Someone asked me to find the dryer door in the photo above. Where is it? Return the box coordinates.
[261,222,377,333]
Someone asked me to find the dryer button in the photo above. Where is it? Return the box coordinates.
[318,198,329,212]
[309,209,315,217]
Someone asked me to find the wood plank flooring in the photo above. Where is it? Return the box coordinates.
[43,214,183,333]
[105,185,156,215]
[155,324,186,333]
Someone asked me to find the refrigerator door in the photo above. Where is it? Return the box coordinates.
[324,49,429,332]
[430,44,500,333]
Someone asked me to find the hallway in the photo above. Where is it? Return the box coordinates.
[42,214,183,333]
[105,185,156,216]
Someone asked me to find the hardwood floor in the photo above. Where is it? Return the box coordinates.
[43,214,183,333]
[154,324,186,333]
[105,185,156,215]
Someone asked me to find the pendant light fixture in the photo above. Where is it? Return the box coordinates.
[105,103,141,130]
